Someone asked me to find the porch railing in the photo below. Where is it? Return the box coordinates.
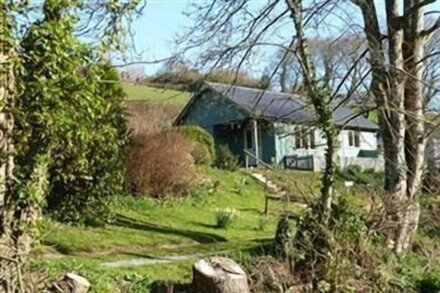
[243,149,272,170]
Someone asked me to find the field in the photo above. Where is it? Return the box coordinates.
[122,83,191,105]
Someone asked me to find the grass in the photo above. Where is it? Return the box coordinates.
[34,167,377,291]
[40,167,282,255]
[122,83,190,105]
[31,238,271,292]
[34,166,288,291]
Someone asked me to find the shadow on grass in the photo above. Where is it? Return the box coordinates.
[237,207,265,215]
[187,221,217,229]
[115,214,227,244]
[40,241,73,255]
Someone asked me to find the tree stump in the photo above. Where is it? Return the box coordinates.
[53,273,90,293]
[192,257,250,293]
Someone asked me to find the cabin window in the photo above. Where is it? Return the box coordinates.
[309,130,315,149]
[348,131,361,147]
[295,126,315,149]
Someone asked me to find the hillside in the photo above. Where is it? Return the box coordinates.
[122,83,191,105]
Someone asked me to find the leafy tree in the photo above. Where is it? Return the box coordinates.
[16,5,128,225]
[0,0,142,288]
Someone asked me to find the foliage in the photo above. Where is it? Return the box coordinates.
[215,208,238,229]
[289,197,392,292]
[206,68,261,88]
[233,178,248,195]
[214,144,239,171]
[16,8,128,225]
[41,167,276,255]
[336,165,383,187]
[126,102,181,138]
[167,125,216,165]
[247,256,298,293]
[257,216,269,231]
[419,196,440,241]
[143,61,262,91]
[124,131,197,198]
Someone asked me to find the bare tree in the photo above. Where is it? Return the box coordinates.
[179,0,372,224]
[352,0,440,252]
[180,0,440,252]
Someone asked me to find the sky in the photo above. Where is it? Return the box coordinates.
[121,0,440,77]
[120,0,192,75]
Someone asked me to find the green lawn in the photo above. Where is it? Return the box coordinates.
[34,166,376,292]
[34,167,292,291]
[122,83,191,105]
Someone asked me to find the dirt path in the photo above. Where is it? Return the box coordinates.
[100,249,231,268]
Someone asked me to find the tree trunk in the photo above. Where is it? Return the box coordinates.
[192,257,250,293]
[320,128,336,212]
[0,4,20,291]
[395,0,427,253]
[286,0,338,220]
[352,0,434,253]
[0,6,49,290]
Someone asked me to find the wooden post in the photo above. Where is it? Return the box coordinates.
[264,196,269,215]
[253,120,259,166]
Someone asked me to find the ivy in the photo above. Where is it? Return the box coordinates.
[14,2,129,225]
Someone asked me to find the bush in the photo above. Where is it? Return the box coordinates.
[214,144,239,171]
[167,126,215,165]
[336,165,383,186]
[124,131,197,198]
[215,208,238,229]
[126,102,181,137]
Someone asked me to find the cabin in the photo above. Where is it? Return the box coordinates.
[175,82,383,171]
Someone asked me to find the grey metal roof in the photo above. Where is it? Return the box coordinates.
[208,82,379,131]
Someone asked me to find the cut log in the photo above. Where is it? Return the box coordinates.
[192,257,250,293]
[53,273,90,293]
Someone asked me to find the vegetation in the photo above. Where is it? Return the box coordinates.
[124,131,196,197]
[215,208,239,229]
[122,83,190,104]
[1,0,142,289]
[1,0,439,291]
[336,165,384,187]
[214,144,239,171]
[141,59,270,91]
[17,8,128,225]
[167,125,216,165]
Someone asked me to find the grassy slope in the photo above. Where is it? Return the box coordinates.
[35,167,290,292]
[122,83,191,105]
